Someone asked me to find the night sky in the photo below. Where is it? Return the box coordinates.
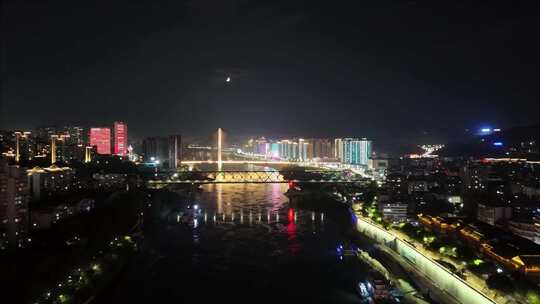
[2,1,540,145]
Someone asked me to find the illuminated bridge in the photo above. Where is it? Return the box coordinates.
[180,160,340,166]
[147,170,367,187]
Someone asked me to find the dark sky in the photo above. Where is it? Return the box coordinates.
[2,1,540,145]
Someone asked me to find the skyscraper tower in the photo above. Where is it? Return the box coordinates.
[50,134,69,164]
[0,161,30,249]
[84,146,93,163]
[113,121,128,156]
[14,131,31,163]
[89,128,111,155]
[340,138,372,165]
[334,138,343,160]
[168,135,182,169]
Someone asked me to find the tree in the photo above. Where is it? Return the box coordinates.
[486,274,514,293]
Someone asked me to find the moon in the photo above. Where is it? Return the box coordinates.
[226,76,231,82]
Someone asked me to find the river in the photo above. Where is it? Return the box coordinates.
[100,183,373,303]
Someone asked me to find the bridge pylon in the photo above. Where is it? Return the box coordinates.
[217,127,223,172]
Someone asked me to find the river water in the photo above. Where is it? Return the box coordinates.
[102,183,371,303]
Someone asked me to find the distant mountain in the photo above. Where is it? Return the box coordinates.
[439,123,540,159]
[489,124,540,144]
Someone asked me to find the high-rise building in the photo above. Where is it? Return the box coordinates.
[306,140,314,160]
[89,128,111,155]
[64,126,85,146]
[270,142,280,158]
[168,135,182,169]
[252,138,268,155]
[312,138,333,159]
[14,131,34,163]
[0,161,30,249]
[477,203,512,226]
[142,137,169,163]
[342,138,354,164]
[298,139,308,161]
[35,126,58,143]
[334,138,343,159]
[358,139,372,165]
[113,121,128,156]
[340,138,372,165]
[291,142,299,159]
[27,166,74,201]
[461,162,489,191]
[279,140,290,159]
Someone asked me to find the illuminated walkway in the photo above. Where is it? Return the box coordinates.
[356,217,496,304]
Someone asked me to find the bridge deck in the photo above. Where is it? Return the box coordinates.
[148,170,368,185]
[148,180,365,184]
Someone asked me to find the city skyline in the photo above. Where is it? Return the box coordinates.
[3,1,540,144]
[3,2,540,304]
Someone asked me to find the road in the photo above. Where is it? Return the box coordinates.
[355,214,504,304]
[385,225,519,304]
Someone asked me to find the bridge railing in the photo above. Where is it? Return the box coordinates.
[147,170,369,184]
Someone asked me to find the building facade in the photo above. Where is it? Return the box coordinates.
[89,128,111,155]
[334,138,343,159]
[340,138,372,165]
[311,138,333,159]
[142,137,168,163]
[27,165,74,201]
[168,135,182,169]
[477,203,512,226]
[64,126,85,146]
[378,202,409,222]
[0,161,30,249]
[113,121,128,156]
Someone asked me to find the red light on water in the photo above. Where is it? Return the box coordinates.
[288,208,295,222]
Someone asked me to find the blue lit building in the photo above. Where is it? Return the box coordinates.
[298,139,308,161]
[358,139,371,165]
[341,138,372,165]
[279,140,290,159]
[270,142,280,157]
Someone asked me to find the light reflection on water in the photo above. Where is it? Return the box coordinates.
[192,183,325,234]
[182,183,363,303]
[103,182,368,304]
[199,183,287,212]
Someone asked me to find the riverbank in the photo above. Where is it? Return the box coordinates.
[287,189,433,303]
[8,189,146,303]
[91,183,373,304]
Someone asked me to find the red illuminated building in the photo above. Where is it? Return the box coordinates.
[89,128,111,155]
[113,121,128,156]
